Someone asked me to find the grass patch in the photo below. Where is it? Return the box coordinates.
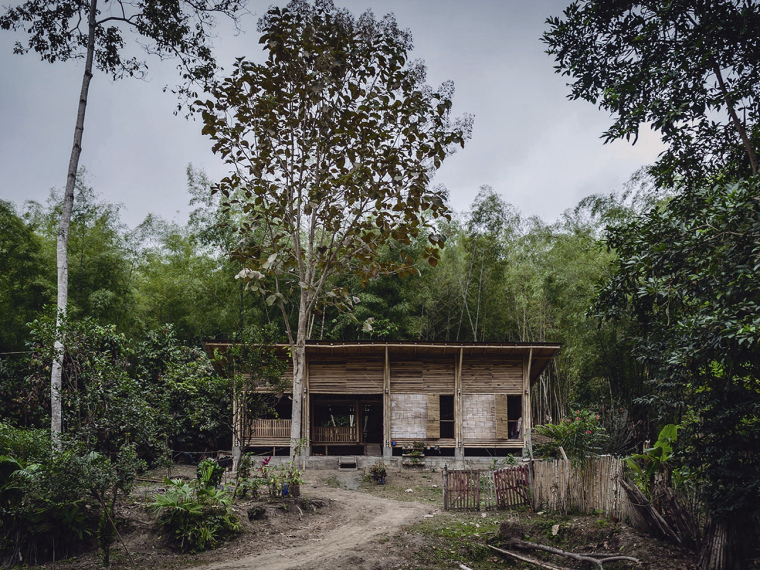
[401,512,505,570]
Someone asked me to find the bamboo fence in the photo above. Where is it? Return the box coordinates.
[530,456,647,530]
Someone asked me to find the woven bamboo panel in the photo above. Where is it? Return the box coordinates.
[461,357,522,393]
[308,356,384,393]
[390,358,455,393]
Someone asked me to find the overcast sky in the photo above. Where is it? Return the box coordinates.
[0,1,665,229]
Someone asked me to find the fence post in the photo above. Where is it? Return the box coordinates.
[443,464,448,511]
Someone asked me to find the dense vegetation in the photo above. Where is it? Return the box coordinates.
[0,167,652,430]
[2,0,759,568]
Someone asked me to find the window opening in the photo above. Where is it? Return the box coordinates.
[440,395,455,439]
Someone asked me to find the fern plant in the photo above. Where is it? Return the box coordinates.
[150,477,238,553]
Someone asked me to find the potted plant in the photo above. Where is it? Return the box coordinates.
[369,462,387,484]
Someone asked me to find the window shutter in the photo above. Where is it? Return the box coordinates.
[426,394,440,439]
[495,394,509,439]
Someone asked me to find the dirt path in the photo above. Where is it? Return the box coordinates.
[191,483,433,570]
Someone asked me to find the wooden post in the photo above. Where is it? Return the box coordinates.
[522,348,533,459]
[443,465,449,510]
[303,350,310,464]
[383,346,392,460]
[455,347,464,460]
[232,389,242,472]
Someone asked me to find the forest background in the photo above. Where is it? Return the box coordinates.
[0,163,650,446]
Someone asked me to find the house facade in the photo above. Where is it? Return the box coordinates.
[204,341,560,460]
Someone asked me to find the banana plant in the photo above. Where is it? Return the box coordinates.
[626,424,680,496]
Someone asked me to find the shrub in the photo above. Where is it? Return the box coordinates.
[534,409,607,465]
[196,459,225,489]
[150,474,239,553]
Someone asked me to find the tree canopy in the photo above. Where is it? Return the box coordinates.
[1,0,249,440]
[200,0,472,454]
[543,0,760,186]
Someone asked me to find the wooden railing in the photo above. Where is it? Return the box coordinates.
[247,419,291,439]
[312,425,358,443]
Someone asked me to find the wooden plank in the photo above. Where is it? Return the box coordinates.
[455,349,463,448]
[383,347,390,450]
[390,357,455,393]
[495,394,509,439]
[426,394,440,439]
[309,356,384,393]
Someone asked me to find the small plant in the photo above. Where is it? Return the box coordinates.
[284,464,305,487]
[196,459,225,489]
[234,454,266,499]
[368,462,387,482]
[403,442,425,458]
[492,455,518,469]
[626,424,689,497]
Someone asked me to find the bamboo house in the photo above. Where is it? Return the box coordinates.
[204,341,561,460]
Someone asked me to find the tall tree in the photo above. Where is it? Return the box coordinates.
[201,0,471,456]
[543,0,760,187]
[594,179,760,569]
[1,0,247,439]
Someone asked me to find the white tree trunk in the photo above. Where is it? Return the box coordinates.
[289,292,309,457]
[51,0,98,440]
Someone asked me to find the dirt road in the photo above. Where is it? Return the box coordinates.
[191,480,433,570]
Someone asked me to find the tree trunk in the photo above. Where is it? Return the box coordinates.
[289,292,309,457]
[712,63,758,175]
[51,0,98,440]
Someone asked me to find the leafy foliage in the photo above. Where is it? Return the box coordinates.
[0,0,247,102]
[594,178,760,565]
[626,424,689,497]
[543,0,760,186]
[534,409,607,465]
[150,462,239,553]
[28,315,165,461]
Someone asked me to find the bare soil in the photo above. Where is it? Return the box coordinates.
[33,466,700,570]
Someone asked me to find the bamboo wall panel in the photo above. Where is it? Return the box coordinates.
[462,357,522,393]
[309,357,384,393]
[390,358,455,393]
